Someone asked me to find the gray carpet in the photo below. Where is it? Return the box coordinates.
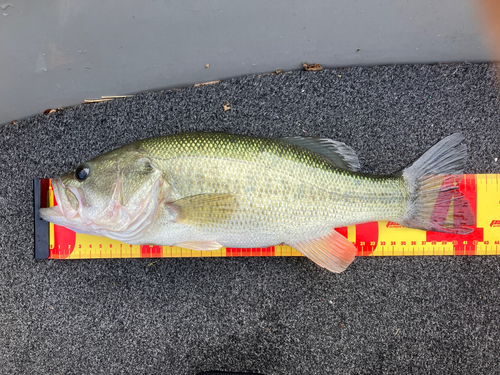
[1,63,500,374]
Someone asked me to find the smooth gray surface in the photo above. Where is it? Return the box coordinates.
[1,63,500,374]
[0,0,491,126]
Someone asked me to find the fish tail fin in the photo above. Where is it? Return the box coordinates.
[399,133,475,234]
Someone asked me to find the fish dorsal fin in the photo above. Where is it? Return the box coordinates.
[280,137,360,172]
[288,229,357,273]
[170,193,237,227]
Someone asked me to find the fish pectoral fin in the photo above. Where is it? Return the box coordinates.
[279,136,360,172]
[175,241,223,251]
[288,229,357,273]
[169,193,237,226]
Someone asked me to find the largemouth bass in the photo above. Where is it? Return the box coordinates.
[39,132,474,273]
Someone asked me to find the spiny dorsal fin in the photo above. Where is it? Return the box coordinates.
[279,137,361,172]
[171,193,237,227]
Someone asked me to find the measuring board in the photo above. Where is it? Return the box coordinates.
[34,176,500,260]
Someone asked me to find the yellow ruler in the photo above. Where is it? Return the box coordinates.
[34,175,500,259]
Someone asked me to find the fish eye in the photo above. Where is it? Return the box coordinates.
[75,165,90,181]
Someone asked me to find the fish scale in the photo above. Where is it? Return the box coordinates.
[133,133,408,247]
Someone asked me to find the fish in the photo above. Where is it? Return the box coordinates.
[39,132,474,273]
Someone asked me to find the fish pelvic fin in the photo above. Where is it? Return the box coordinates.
[399,133,475,234]
[288,229,357,273]
[175,241,223,251]
[171,193,237,227]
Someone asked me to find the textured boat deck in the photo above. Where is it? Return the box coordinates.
[1,63,500,374]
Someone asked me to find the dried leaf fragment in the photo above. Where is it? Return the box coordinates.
[223,102,231,111]
[205,64,210,68]
[302,63,323,71]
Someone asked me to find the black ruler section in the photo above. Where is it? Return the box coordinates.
[34,179,50,259]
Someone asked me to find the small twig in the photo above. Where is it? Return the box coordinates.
[83,95,132,104]
[193,80,220,87]
[83,99,114,103]
[100,95,133,99]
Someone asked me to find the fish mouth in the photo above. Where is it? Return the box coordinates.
[39,177,163,242]
[39,203,64,221]
[39,178,85,227]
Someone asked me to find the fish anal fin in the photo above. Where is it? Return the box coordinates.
[170,193,237,227]
[175,241,223,251]
[288,229,357,273]
[279,137,360,172]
